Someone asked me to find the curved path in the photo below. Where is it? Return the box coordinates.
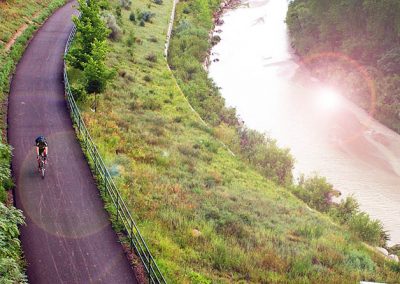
[8,1,138,283]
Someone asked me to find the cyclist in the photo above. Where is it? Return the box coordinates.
[35,136,48,168]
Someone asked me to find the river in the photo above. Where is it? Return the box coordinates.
[208,0,400,245]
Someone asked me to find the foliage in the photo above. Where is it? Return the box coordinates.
[120,0,132,10]
[333,195,359,223]
[0,203,26,283]
[129,12,136,22]
[348,212,388,247]
[66,0,114,96]
[292,174,340,212]
[103,12,123,41]
[0,142,25,283]
[291,176,388,246]
[286,0,400,134]
[137,11,156,23]
[66,0,110,70]
[82,40,115,94]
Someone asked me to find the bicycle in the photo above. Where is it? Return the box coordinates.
[37,155,46,179]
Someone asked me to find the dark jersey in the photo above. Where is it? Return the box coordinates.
[35,136,48,149]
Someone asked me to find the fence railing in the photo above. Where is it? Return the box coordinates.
[63,25,167,284]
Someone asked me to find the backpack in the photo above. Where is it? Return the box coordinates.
[35,136,47,148]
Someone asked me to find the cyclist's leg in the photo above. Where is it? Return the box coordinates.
[38,148,44,168]
[43,148,47,164]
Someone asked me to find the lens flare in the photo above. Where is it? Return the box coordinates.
[317,88,341,110]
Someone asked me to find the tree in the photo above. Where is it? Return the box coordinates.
[66,0,110,70]
[82,39,114,94]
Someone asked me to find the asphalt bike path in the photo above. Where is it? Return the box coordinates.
[8,1,138,283]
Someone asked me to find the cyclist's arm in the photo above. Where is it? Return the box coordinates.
[45,147,48,156]
[36,146,39,156]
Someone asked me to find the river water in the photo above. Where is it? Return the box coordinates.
[208,0,400,244]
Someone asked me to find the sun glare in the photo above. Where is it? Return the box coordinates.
[317,88,342,110]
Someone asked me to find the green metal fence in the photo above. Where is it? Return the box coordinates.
[64,25,167,284]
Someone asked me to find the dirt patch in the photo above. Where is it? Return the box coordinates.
[4,10,41,52]
[4,24,29,51]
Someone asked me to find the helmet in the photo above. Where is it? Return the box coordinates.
[35,136,47,146]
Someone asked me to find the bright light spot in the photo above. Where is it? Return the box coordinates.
[317,88,342,110]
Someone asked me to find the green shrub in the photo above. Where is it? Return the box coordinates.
[292,175,340,212]
[344,250,375,272]
[145,53,157,62]
[129,12,136,22]
[348,212,388,246]
[331,195,359,223]
[0,203,26,283]
[138,11,155,23]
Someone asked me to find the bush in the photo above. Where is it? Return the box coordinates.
[126,31,136,47]
[344,250,375,272]
[138,11,155,23]
[0,143,12,203]
[331,195,359,224]
[103,13,122,41]
[70,84,87,103]
[348,212,388,246]
[145,53,157,62]
[120,0,132,9]
[143,74,152,82]
[129,12,136,22]
[292,175,340,212]
[240,128,294,185]
[0,203,26,283]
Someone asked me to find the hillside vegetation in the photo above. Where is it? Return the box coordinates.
[286,0,400,133]
[0,1,68,282]
[64,0,400,282]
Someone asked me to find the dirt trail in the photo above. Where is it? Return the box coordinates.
[8,2,138,283]
[5,24,29,51]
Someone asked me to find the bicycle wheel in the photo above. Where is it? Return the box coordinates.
[41,167,45,179]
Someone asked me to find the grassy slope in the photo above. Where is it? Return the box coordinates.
[0,0,57,44]
[73,0,400,283]
[0,1,68,282]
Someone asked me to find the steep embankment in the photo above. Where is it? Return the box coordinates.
[0,1,68,282]
[67,0,400,282]
[286,0,400,133]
